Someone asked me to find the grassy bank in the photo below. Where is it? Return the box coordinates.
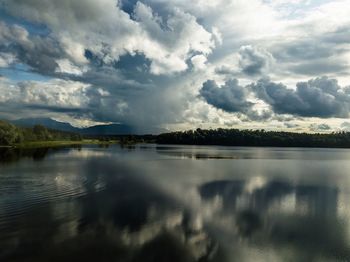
[12,139,118,149]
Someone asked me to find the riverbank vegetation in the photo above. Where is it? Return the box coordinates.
[0,120,83,146]
[0,120,144,148]
[157,128,350,148]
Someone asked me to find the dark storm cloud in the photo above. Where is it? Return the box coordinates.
[23,104,86,114]
[251,77,350,118]
[69,67,150,95]
[114,53,153,83]
[199,79,272,121]
[200,79,253,113]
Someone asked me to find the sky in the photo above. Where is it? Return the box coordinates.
[0,0,350,133]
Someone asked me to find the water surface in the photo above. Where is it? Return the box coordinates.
[1,145,350,261]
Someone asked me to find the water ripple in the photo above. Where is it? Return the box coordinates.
[0,171,106,227]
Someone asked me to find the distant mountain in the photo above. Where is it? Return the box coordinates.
[12,118,78,133]
[80,124,135,135]
[10,118,165,135]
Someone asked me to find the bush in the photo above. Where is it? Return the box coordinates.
[0,121,23,145]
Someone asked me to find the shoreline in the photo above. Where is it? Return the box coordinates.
[9,140,119,149]
[4,141,350,150]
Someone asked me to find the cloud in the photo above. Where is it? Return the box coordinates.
[199,79,272,121]
[267,6,350,78]
[133,2,215,74]
[1,0,215,76]
[200,75,350,122]
[284,122,299,129]
[0,77,128,122]
[309,123,332,132]
[0,77,90,108]
[289,60,349,76]
[272,37,349,77]
[191,55,207,71]
[55,59,88,76]
[199,79,253,113]
[275,41,335,61]
[0,52,15,67]
[340,122,350,131]
[251,76,350,118]
[0,0,350,130]
[0,22,63,73]
[238,45,273,76]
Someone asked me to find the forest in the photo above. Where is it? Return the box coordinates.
[156,128,350,148]
[0,120,82,146]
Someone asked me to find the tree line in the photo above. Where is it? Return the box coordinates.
[156,128,350,148]
[4,119,350,148]
[0,120,82,146]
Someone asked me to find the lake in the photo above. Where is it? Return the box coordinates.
[1,144,350,261]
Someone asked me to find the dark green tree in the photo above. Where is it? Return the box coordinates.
[0,121,23,145]
[33,125,51,140]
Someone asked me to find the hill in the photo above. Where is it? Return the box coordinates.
[12,118,78,133]
[11,118,165,135]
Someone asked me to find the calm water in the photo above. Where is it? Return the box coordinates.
[1,145,350,261]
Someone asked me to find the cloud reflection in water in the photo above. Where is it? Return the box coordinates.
[1,145,350,261]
